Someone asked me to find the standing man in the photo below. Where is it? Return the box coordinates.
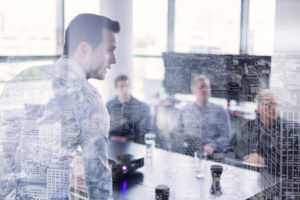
[106,74,152,144]
[0,14,120,199]
[171,74,232,156]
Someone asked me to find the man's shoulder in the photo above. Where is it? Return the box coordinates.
[130,96,149,107]
[281,118,300,133]
[11,64,56,82]
[208,102,226,110]
[9,59,84,84]
[178,103,195,113]
[1,64,57,98]
[106,97,119,106]
[242,118,260,131]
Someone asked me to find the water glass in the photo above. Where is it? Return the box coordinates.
[194,150,207,178]
[144,132,156,157]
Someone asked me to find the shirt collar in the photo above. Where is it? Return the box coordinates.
[115,96,134,104]
[193,101,210,110]
[56,57,87,80]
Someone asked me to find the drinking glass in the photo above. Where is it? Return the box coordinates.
[144,132,156,157]
[194,150,207,178]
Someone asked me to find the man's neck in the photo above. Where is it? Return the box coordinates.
[67,55,90,78]
[260,117,276,127]
[195,100,208,108]
[118,95,131,104]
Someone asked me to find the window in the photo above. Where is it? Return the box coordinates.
[0,0,56,55]
[132,57,165,101]
[175,0,241,54]
[248,0,276,55]
[133,0,168,56]
[132,0,168,101]
[64,0,100,28]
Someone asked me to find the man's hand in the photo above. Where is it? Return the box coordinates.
[70,155,87,193]
[203,144,214,155]
[245,153,266,167]
[110,136,127,142]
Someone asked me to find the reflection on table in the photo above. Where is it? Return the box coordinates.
[109,140,273,200]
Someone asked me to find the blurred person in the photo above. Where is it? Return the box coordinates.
[0,14,120,199]
[171,74,232,156]
[242,90,300,199]
[245,90,283,166]
[106,74,152,144]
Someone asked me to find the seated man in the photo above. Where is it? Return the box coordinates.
[106,74,152,144]
[171,74,233,156]
[243,90,300,198]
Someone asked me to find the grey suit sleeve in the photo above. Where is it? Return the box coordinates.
[170,110,185,148]
[210,108,233,152]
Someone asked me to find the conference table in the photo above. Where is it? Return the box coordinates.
[109,140,273,200]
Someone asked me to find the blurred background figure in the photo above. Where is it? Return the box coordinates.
[107,74,153,144]
[238,90,300,199]
[170,74,233,156]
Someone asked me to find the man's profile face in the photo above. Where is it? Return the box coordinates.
[191,79,211,103]
[86,29,117,80]
[257,94,278,124]
[116,80,131,98]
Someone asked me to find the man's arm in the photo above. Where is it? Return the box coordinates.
[245,153,266,166]
[106,100,126,142]
[72,104,111,199]
[135,103,153,144]
[79,130,112,199]
[62,86,112,199]
[234,120,259,159]
[169,110,186,151]
[209,108,233,153]
[143,104,153,133]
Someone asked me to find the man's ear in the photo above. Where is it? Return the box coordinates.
[191,87,195,95]
[257,105,261,114]
[70,42,92,70]
[77,42,92,57]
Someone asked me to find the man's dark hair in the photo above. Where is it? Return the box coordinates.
[115,74,129,88]
[63,13,120,56]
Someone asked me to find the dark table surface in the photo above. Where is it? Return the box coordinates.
[108,140,271,200]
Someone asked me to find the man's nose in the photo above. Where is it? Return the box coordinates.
[110,53,116,64]
[201,90,207,94]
